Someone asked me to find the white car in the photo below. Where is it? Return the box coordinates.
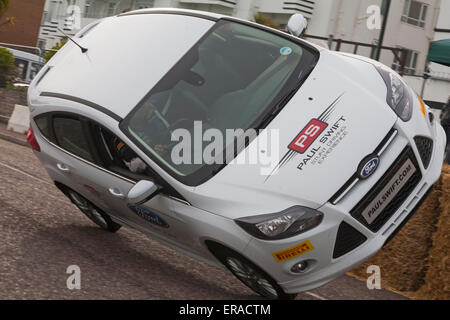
[27,9,446,299]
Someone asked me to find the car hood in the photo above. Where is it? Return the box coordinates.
[189,50,398,219]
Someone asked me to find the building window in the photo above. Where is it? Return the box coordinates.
[107,2,117,16]
[401,0,428,28]
[37,39,47,51]
[42,11,48,23]
[136,1,154,10]
[392,48,419,76]
[84,2,90,18]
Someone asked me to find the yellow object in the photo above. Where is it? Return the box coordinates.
[116,141,125,151]
[417,94,427,119]
[272,240,314,262]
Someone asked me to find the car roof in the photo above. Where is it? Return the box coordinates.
[30,9,322,120]
[30,9,222,119]
[119,7,224,21]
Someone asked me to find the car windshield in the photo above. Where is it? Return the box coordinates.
[121,19,318,186]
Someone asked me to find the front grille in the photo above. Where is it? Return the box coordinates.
[333,222,367,259]
[414,136,433,169]
[350,147,422,232]
[329,128,398,205]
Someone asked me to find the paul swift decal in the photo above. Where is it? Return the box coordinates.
[297,115,347,171]
[266,93,347,180]
[127,204,169,228]
[288,119,328,154]
[272,240,314,262]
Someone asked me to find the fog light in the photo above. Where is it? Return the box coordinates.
[291,261,309,273]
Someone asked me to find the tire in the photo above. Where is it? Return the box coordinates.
[64,188,121,233]
[208,243,297,300]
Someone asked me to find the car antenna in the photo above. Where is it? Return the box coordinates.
[57,27,88,53]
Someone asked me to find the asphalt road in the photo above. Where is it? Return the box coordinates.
[0,138,407,300]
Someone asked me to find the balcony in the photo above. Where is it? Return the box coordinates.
[260,0,315,18]
[179,0,237,9]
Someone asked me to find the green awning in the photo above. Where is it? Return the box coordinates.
[427,39,450,66]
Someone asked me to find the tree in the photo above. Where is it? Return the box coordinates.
[0,0,10,17]
[44,40,67,62]
[254,13,280,30]
[0,47,15,87]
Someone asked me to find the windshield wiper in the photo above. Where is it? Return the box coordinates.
[256,82,302,130]
[206,80,305,179]
[256,59,318,131]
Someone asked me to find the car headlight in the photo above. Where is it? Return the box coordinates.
[376,66,413,121]
[235,206,323,240]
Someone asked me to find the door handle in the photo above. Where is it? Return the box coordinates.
[109,188,126,199]
[56,163,70,172]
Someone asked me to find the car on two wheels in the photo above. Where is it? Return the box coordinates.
[27,9,446,299]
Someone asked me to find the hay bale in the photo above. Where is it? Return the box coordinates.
[348,165,449,295]
[349,186,440,292]
[414,165,450,299]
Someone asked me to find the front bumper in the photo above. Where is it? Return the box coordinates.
[242,111,446,294]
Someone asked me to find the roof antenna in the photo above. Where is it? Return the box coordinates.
[57,27,88,53]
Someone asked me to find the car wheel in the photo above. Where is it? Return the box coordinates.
[210,244,297,300]
[66,189,121,233]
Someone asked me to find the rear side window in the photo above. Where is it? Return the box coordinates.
[34,115,50,139]
[53,116,94,162]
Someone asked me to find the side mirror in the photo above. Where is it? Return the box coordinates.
[287,14,308,38]
[127,180,160,205]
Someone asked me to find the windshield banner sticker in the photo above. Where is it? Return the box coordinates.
[280,47,293,56]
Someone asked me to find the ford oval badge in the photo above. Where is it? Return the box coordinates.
[358,155,380,180]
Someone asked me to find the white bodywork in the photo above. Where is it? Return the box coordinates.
[28,9,446,294]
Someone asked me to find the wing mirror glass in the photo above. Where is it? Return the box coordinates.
[287,14,308,38]
[127,180,160,205]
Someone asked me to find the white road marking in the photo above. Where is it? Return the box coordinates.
[0,160,71,205]
[304,291,328,300]
[0,160,52,185]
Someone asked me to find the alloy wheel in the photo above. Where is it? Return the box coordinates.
[225,257,279,299]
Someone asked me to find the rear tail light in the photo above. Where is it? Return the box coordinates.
[26,126,41,152]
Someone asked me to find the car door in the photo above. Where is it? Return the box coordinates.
[48,113,133,219]
[86,121,201,252]
[45,112,201,253]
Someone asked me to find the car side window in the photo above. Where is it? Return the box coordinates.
[53,116,95,162]
[99,126,149,178]
[34,114,51,139]
[88,122,152,181]
[89,122,186,200]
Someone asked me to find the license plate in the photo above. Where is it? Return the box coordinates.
[362,158,417,225]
